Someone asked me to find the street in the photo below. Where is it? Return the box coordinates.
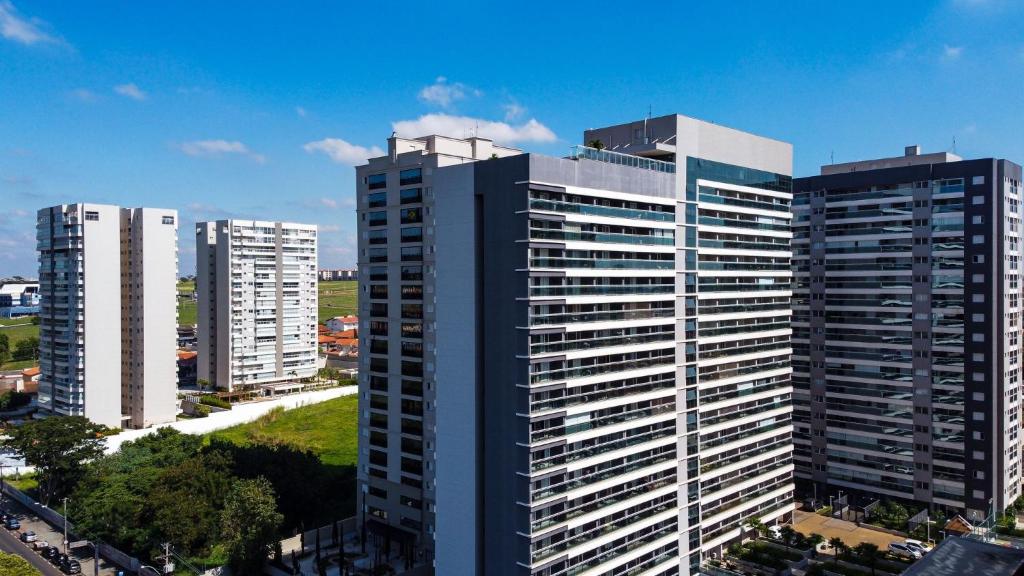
[0,521,63,576]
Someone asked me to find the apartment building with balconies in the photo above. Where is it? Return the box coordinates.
[195,220,318,392]
[37,203,179,429]
[792,146,1024,521]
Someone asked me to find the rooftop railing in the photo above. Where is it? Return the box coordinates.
[569,145,676,173]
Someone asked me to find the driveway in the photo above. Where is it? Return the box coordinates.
[793,509,905,550]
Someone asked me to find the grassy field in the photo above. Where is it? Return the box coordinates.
[0,318,38,371]
[318,280,357,323]
[177,279,197,326]
[206,393,358,466]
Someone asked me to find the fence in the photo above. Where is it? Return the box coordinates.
[1,483,141,573]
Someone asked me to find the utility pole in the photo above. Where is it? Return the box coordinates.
[62,497,69,554]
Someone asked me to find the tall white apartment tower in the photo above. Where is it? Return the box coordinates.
[37,203,179,429]
[355,116,794,575]
[195,220,318,392]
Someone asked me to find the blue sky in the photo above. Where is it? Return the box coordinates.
[1,0,1022,276]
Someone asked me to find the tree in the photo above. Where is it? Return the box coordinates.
[807,533,825,557]
[221,477,283,575]
[854,542,881,576]
[780,525,796,545]
[745,517,767,539]
[0,333,9,365]
[30,315,40,326]
[197,378,210,391]
[0,551,40,576]
[828,537,846,566]
[149,450,234,556]
[12,336,39,361]
[587,139,605,150]
[3,416,104,504]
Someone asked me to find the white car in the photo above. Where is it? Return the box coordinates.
[767,525,783,539]
[888,542,922,559]
[905,539,933,555]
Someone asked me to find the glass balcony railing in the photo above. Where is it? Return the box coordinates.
[569,145,676,173]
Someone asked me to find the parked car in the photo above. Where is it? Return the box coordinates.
[50,552,66,566]
[889,542,923,559]
[767,525,783,539]
[19,530,37,543]
[905,539,933,555]
[41,546,60,561]
[60,557,81,574]
[32,540,49,550]
[5,518,20,530]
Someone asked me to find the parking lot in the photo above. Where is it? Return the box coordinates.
[793,509,905,550]
[0,497,120,575]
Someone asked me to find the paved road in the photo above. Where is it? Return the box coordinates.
[0,523,63,576]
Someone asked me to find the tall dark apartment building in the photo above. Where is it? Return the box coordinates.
[355,114,795,575]
[792,146,1024,521]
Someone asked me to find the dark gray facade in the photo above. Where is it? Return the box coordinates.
[793,151,1024,520]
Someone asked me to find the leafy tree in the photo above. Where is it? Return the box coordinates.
[197,378,210,391]
[745,517,766,538]
[149,450,234,556]
[30,315,40,326]
[854,542,881,575]
[780,525,796,545]
[0,333,10,365]
[3,416,104,504]
[12,336,39,361]
[0,551,40,576]
[221,477,283,575]
[587,139,605,150]
[807,533,825,556]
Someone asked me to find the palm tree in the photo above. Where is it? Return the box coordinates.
[828,537,846,566]
[745,517,767,539]
[854,542,881,576]
[780,525,796,545]
[807,533,825,557]
[587,139,605,151]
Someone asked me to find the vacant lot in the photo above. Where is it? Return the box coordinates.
[207,393,358,467]
[0,317,39,371]
[318,280,357,323]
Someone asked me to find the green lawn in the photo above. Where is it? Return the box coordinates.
[318,280,358,324]
[177,279,197,326]
[0,319,39,371]
[207,394,358,466]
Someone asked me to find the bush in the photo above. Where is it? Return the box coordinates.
[195,405,211,418]
[0,391,32,411]
[199,396,231,410]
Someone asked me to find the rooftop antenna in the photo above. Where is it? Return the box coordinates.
[830,150,834,165]
[951,136,957,155]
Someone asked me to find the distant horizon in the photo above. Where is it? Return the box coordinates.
[3,0,1023,277]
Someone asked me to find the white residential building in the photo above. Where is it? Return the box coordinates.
[196,220,318,392]
[37,203,179,429]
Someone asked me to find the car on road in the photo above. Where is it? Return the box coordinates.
[60,557,81,574]
[41,546,60,561]
[5,517,21,530]
[19,530,37,543]
[905,538,933,555]
[888,542,923,559]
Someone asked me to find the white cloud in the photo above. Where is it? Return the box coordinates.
[418,76,480,108]
[179,140,265,163]
[392,113,557,145]
[503,101,526,121]
[303,138,384,165]
[319,224,341,233]
[0,1,59,45]
[320,197,338,209]
[71,88,97,102]
[942,45,963,60]
[114,83,147,101]
[296,106,307,117]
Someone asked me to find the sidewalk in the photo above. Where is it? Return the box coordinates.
[104,385,357,453]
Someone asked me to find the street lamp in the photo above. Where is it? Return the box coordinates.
[62,497,69,554]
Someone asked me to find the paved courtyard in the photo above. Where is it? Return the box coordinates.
[792,509,905,550]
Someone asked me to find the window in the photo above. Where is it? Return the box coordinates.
[369,266,387,281]
[400,188,423,204]
[401,227,423,243]
[370,284,388,299]
[401,246,422,262]
[972,234,985,244]
[400,168,422,186]
[368,192,387,208]
[973,176,986,186]
[401,323,423,338]
[162,215,175,225]
[972,215,984,224]
[972,195,984,205]
[85,211,99,221]
[401,285,423,300]
[369,211,387,226]
[972,273,985,283]
[400,208,422,224]
[369,229,387,245]
[369,248,387,263]
[368,173,387,190]
[401,266,423,281]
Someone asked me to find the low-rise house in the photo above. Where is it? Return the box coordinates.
[325,315,358,333]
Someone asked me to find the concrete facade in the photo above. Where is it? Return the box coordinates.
[195,220,318,392]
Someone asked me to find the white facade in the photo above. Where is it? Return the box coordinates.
[37,203,179,429]
[196,220,318,392]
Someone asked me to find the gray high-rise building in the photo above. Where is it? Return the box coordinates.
[792,146,1024,521]
[355,115,794,575]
